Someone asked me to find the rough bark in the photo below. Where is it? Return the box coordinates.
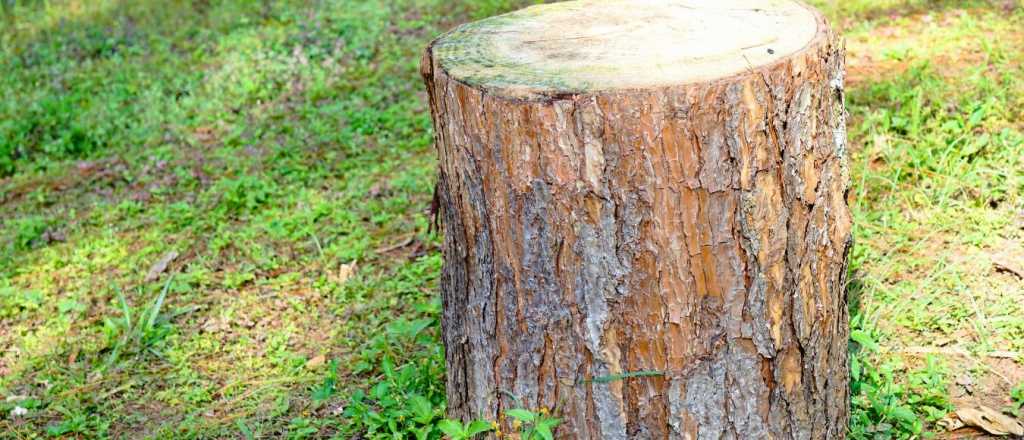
[421,3,852,439]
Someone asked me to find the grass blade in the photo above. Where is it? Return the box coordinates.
[588,370,664,384]
[147,275,173,332]
[116,287,131,331]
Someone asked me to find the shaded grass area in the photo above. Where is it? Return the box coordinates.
[0,0,1021,438]
[0,0,527,437]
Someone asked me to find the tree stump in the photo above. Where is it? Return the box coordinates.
[421,0,852,438]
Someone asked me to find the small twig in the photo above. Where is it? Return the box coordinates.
[587,370,664,384]
[376,234,416,254]
[901,346,1021,360]
[498,389,524,408]
[993,257,1024,279]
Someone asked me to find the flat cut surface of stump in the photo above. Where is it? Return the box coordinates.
[432,0,824,97]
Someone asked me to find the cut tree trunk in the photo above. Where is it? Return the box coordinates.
[421,1,852,438]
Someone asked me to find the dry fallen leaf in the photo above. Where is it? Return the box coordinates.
[955,374,975,395]
[938,414,965,431]
[68,346,80,365]
[993,256,1024,279]
[145,250,179,282]
[955,405,1024,436]
[307,355,326,369]
[202,317,228,333]
[333,261,358,285]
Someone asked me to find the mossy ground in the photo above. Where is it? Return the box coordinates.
[0,0,1021,438]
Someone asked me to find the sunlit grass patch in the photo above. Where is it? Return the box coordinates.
[841,2,1023,437]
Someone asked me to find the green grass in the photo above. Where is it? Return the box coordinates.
[0,0,526,437]
[840,3,1024,438]
[1,0,1022,438]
